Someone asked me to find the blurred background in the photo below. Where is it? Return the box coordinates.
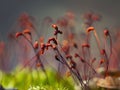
[0,0,120,39]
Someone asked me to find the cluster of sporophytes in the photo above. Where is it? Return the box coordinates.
[0,12,117,90]
[15,23,112,90]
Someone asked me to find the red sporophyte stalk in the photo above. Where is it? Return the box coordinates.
[87,26,102,58]
[15,29,49,82]
[74,53,85,63]
[104,28,112,57]
[66,55,77,69]
[81,43,91,81]
[74,53,96,74]
[103,28,112,77]
[100,49,110,77]
[90,58,96,64]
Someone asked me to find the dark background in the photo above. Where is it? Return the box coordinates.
[0,0,120,40]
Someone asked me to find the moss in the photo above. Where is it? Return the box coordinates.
[0,67,74,90]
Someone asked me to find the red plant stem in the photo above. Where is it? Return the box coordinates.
[82,47,87,81]
[78,54,96,74]
[86,47,91,82]
[20,54,37,71]
[21,34,49,82]
[109,35,112,58]
[58,44,87,87]
[92,30,107,68]
[86,32,90,44]
[104,51,109,77]
[22,35,42,64]
[104,34,112,77]
[93,30,101,53]
[54,47,85,87]
[85,60,96,74]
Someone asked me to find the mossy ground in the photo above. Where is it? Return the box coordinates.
[0,66,74,90]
